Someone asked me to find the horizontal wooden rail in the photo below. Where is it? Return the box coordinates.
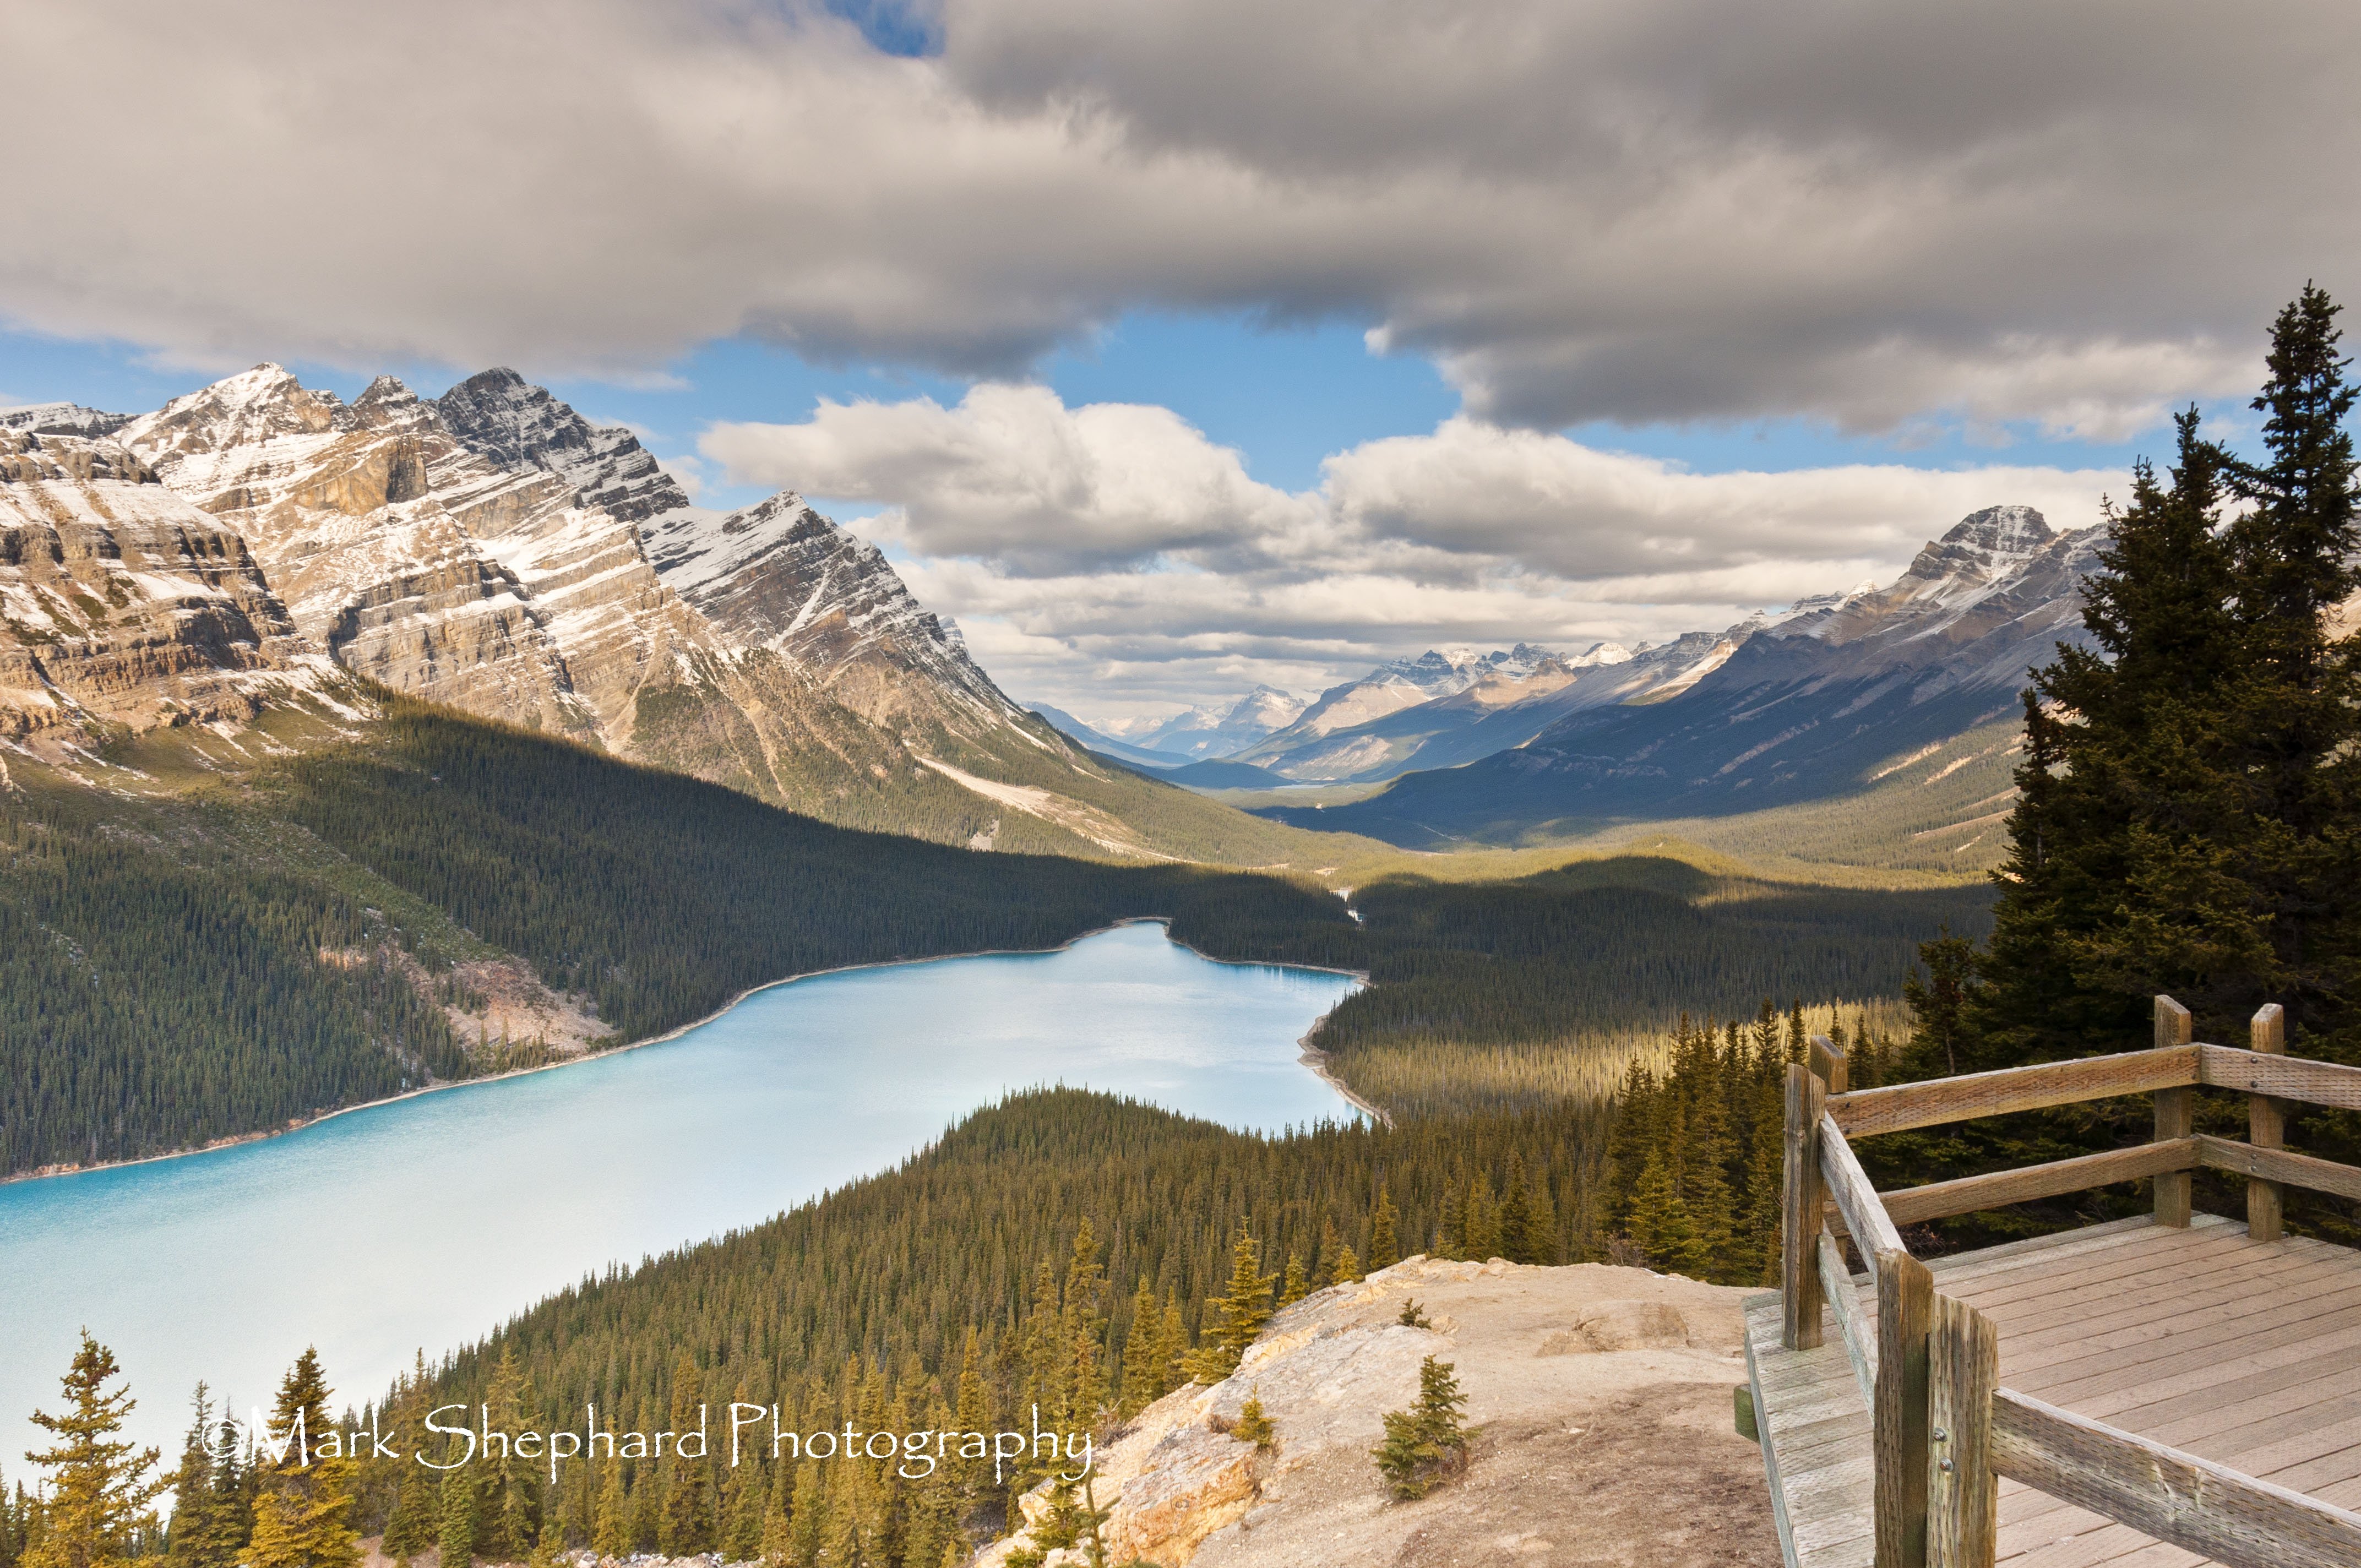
[2200,1043,2361,1112]
[1992,1387,2361,1568]
[1878,1139,2198,1227]
[2196,1134,2361,1203]
[1820,1114,1907,1270]
[1828,1046,2199,1137]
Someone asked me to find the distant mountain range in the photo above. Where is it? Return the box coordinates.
[0,368,1336,865]
[1259,505,2097,848]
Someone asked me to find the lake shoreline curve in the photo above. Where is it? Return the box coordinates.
[3,918,1372,1188]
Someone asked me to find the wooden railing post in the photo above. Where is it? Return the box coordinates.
[1811,1032,1849,1094]
[1783,1063,1827,1351]
[2153,997,2194,1226]
[2249,1003,2287,1242]
[1875,1249,1934,1568]
[1927,1294,1998,1568]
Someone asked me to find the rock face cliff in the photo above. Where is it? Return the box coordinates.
[983,1255,1778,1568]
[0,418,346,755]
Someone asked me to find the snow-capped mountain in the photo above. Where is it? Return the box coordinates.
[1272,505,2102,844]
[1135,685,1310,761]
[1,365,1309,862]
[433,368,1015,733]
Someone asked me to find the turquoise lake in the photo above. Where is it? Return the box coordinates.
[0,922,1359,1462]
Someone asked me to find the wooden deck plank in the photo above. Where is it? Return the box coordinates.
[1753,1217,2361,1568]
[1935,1227,2266,1314]
[1962,1245,2306,1341]
[1747,1292,1875,1568]
[1998,1253,2361,1372]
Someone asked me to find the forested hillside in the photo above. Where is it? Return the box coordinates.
[357,1089,1596,1566]
[1310,856,1987,1115]
[0,701,1359,1178]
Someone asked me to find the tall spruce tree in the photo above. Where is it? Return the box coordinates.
[1368,1186,1401,1271]
[246,1350,358,1568]
[656,1354,709,1555]
[22,1334,167,1568]
[165,1387,222,1568]
[1980,288,2361,1058]
[1185,1227,1277,1383]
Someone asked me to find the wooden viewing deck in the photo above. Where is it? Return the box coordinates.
[1744,1000,2361,1568]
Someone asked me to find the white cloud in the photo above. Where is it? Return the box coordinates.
[708,385,2123,710]
[1,1,2347,434]
[704,384,1319,573]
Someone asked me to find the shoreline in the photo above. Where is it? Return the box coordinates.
[2,918,1374,1188]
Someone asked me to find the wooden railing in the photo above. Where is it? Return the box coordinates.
[1780,998,2361,1568]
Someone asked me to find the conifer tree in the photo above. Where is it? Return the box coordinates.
[952,1329,992,1497]
[165,1387,223,1568]
[1062,1221,1108,1428]
[247,1349,357,1568]
[755,1489,791,1568]
[1978,290,2361,1060]
[1502,1155,1560,1266]
[1368,1186,1400,1271]
[1118,1281,1166,1416]
[436,1471,476,1568]
[1460,1172,1500,1261]
[1186,1228,1276,1383]
[379,1461,434,1564]
[1370,1358,1470,1501]
[478,1348,539,1560]
[1232,1391,1275,1452]
[1276,1254,1310,1308]
[1329,1244,1362,1285]
[785,1462,824,1568]
[1158,1296,1191,1388]
[1628,1128,1702,1277]
[590,1465,628,1561]
[1433,1178,1465,1261]
[657,1354,709,1555]
[818,1460,859,1568]
[22,1333,167,1568]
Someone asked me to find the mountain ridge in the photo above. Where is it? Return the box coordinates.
[2,366,1366,868]
[1258,505,2103,856]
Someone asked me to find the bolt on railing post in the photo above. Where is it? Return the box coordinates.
[2248,1002,2287,1242]
[1783,1063,1827,1351]
[2153,996,2193,1227]
[1926,1293,1998,1568]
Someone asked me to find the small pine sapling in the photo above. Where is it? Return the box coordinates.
[1232,1388,1276,1452]
[1371,1357,1472,1500]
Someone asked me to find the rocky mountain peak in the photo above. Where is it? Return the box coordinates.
[0,402,133,439]
[128,363,345,456]
[434,369,692,525]
[1944,503,2053,554]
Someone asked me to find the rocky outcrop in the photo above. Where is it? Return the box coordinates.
[434,368,694,526]
[0,428,345,749]
[120,366,607,739]
[982,1256,1777,1568]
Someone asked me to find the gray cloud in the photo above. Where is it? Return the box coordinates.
[707,385,2121,713]
[2,1,2348,434]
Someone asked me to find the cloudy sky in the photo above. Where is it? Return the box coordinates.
[4,1,2353,722]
